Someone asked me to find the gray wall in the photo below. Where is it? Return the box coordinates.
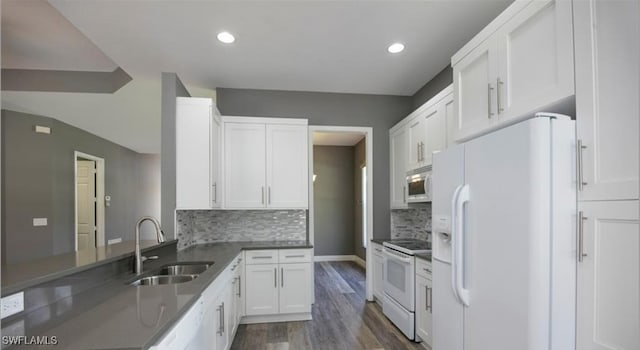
[411,65,453,109]
[161,73,190,240]
[1,110,161,264]
[313,146,355,256]
[353,138,366,260]
[217,88,413,240]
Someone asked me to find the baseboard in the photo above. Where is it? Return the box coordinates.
[240,312,312,324]
[314,255,366,268]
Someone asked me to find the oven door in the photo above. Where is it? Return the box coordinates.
[383,247,415,311]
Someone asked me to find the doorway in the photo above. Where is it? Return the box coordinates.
[74,151,105,251]
[308,126,374,301]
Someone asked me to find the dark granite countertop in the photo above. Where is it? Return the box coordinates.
[370,238,390,245]
[4,240,312,350]
[1,240,178,297]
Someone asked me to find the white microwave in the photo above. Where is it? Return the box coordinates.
[406,171,432,203]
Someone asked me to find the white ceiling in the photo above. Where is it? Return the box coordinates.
[1,0,117,72]
[48,0,512,96]
[313,131,365,146]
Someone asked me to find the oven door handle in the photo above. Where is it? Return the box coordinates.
[383,247,413,264]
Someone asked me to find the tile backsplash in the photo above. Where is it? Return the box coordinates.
[176,210,307,250]
[391,204,431,241]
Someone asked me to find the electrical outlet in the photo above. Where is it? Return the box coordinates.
[1,292,24,319]
[108,238,122,245]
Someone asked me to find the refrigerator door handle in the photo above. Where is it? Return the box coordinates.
[450,184,464,305]
[455,184,471,306]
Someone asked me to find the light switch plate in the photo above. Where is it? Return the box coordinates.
[1,292,24,319]
[33,218,48,227]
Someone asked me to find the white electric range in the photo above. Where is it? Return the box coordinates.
[382,239,431,340]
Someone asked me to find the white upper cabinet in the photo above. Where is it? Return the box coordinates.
[453,37,499,139]
[211,115,222,208]
[176,97,216,210]
[266,124,309,208]
[424,103,447,165]
[407,115,427,170]
[223,117,309,210]
[452,0,574,142]
[443,92,456,148]
[224,122,267,209]
[574,0,639,201]
[390,127,408,209]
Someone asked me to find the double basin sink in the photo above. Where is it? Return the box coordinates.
[130,262,213,286]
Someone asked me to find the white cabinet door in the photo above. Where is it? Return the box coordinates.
[574,0,639,201]
[211,112,222,208]
[279,263,312,314]
[407,115,426,170]
[245,264,279,316]
[496,0,574,121]
[443,91,456,148]
[453,36,498,141]
[390,128,408,209]
[424,105,446,166]
[371,244,384,300]
[224,123,266,209]
[214,285,232,350]
[266,124,308,209]
[415,275,433,346]
[176,97,212,209]
[577,200,639,350]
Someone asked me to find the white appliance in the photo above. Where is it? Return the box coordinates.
[382,239,431,340]
[431,114,577,350]
[407,167,432,203]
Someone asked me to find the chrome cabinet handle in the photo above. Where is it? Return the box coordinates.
[238,276,242,297]
[217,304,223,335]
[261,186,265,204]
[213,182,217,203]
[423,268,432,274]
[221,302,225,334]
[417,143,421,162]
[428,286,432,313]
[285,255,305,258]
[497,78,504,113]
[488,83,494,118]
[281,267,284,287]
[577,140,588,191]
[274,268,277,288]
[578,211,588,262]
[268,186,271,205]
[420,142,425,162]
[252,256,272,259]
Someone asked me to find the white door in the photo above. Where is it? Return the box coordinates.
[224,122,266,209]
[266,124,308,209]
[390,128,408,209]
[371,245,385,300]
[211,113,222,208]
[279,263,312,314]
[424,104,446,165]
[415,275,433,346]
[453,36,498,141]
[574,0,639,201]
[176,98,212,209]
[407,115,426,170]
[76,160,96,250]
[443,92,456,148]
[245,264,279,315]
[577,200,639,350]
[496,0,574,121]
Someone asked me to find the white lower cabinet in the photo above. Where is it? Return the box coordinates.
[244,249,312,321]
[415,258,433,347]
[371,243,384,301]
[577,200,639,350]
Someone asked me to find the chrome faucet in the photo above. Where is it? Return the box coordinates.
[134,216,166,275]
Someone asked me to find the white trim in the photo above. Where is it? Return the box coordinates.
[314,255,366,268]
[308,125,374,301]
[74,151,106,251]
[240,312,312,324]
[390,84,454,133]
[221,116,308,125]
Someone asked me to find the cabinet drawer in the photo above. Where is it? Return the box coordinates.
[245,250,279,264]
[279,249,312,263]
[371,242,384,257]
[416,258,432,279]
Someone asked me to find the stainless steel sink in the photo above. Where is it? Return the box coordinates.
[130,274,198,286]
[157,263,212,276]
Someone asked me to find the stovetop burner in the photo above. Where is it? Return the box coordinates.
[383,239,431,255]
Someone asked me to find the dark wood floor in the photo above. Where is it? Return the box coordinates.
[230,261,426,350]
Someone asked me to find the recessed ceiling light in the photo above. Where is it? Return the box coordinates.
[217,31,235,44]
[387,42,405,54]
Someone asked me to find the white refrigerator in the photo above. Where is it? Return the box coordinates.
[431,115,577,350]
